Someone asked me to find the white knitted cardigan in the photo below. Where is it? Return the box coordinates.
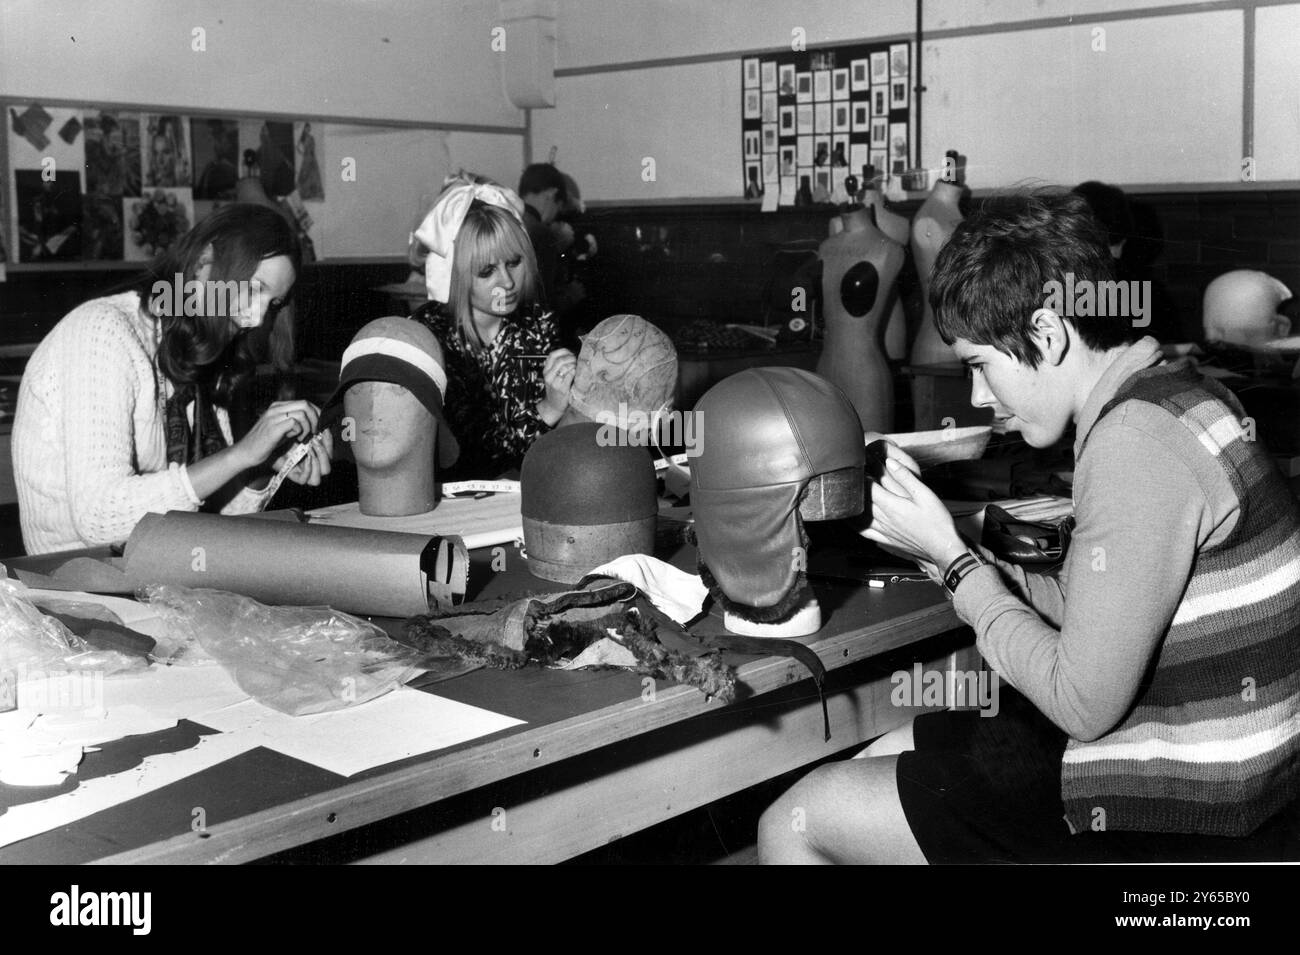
[12,292,273,554]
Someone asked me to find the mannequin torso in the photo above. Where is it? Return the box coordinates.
[909,179,964,365]
[861,191,911,359]
[815,206,904,432]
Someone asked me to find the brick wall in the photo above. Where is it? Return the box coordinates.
[572,189,1300,344]
[0,261,412,363]
[3,188,1296,359]
[1138,191,1300,340]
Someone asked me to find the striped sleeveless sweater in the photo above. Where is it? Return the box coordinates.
[1062,360,1300,837]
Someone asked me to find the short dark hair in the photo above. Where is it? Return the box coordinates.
[518,163,567,203]
[931,191,1133,368]
[1072,180,1134,247]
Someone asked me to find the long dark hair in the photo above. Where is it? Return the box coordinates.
[135,203,301,404]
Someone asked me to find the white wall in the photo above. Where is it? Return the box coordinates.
[1,0,531,260]
[1254,3,1300,182]
[554,0,914,68]
[0,0,523,128]
[920,10,1244,185]
[534,0,1293,200]
[924,0,1200,30]
[533,62,741,201]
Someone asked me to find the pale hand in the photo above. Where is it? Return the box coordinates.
[271,428,334,487]
[236,400,321,470]
[861,448,967,573]
[537,348,577,424]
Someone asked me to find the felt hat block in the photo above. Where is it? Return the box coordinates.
[521,423,658,584]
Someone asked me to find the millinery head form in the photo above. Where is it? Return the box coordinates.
[567,315,677,437]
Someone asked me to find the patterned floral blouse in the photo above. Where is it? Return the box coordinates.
[412,302,559,477]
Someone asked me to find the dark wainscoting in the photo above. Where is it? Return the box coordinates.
[568,189,1300,345]
[3,187,1295,364]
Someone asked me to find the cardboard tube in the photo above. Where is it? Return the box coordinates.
[123,512,467,617]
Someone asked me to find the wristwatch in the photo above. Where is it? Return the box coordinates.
[942,549,990,598]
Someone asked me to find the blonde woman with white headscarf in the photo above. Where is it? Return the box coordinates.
[410,174,576,477]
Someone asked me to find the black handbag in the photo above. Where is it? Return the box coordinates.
[980,504,1075,565]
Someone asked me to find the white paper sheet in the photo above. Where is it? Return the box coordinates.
[0,731,260,850]
[20,662,248,750]
[0,740,84,786]
[307,496,523,551]
[0,660,252,797]
[192,687,524,777]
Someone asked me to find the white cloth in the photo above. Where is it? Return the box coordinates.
[413,182,525,303]
[12,292,272,555]
[587,553,708,626]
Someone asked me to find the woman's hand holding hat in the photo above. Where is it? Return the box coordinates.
[860,444,965,576]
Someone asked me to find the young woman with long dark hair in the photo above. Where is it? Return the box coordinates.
[13,202,332,554]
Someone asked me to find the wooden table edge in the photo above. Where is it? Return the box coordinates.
[88,601,962,864]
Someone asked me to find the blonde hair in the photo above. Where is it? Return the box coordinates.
[446,202,540,351]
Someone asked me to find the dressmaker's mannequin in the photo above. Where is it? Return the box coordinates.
[816,206,904,432]
[862,186,910,246]
[909,177,964,365]
[861,186,911,359]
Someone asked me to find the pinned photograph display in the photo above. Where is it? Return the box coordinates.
[294,123,323,201]
[740,41,912,202]
[143,114,192,188]
[8,104,86,262]
[192,118,240,201]
[5,100,344,265]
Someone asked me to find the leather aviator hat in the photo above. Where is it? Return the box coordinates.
[690,367,865,621]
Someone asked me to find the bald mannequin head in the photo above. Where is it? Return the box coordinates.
[1203,270,1293,348]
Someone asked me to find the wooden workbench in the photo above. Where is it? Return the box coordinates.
[1,540,975,865]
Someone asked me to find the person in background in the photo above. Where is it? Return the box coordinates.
[759,191,1300,864]
[1073,179,1181,342]
[517,162,568,304]
[518,163,588,344]
[410,176,576,477]
[13,203,332,555]
[550,169,600,349]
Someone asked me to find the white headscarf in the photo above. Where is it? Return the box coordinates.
[413,180,525,303]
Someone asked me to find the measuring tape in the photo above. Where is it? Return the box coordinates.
[263,440,313,501]
[440,479,522,496]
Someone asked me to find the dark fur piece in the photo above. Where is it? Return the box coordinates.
[615,608,737,703]
[405,604,737,702]
[405,619,529,669]
[697,560,814,624]
[533,609,628,662]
